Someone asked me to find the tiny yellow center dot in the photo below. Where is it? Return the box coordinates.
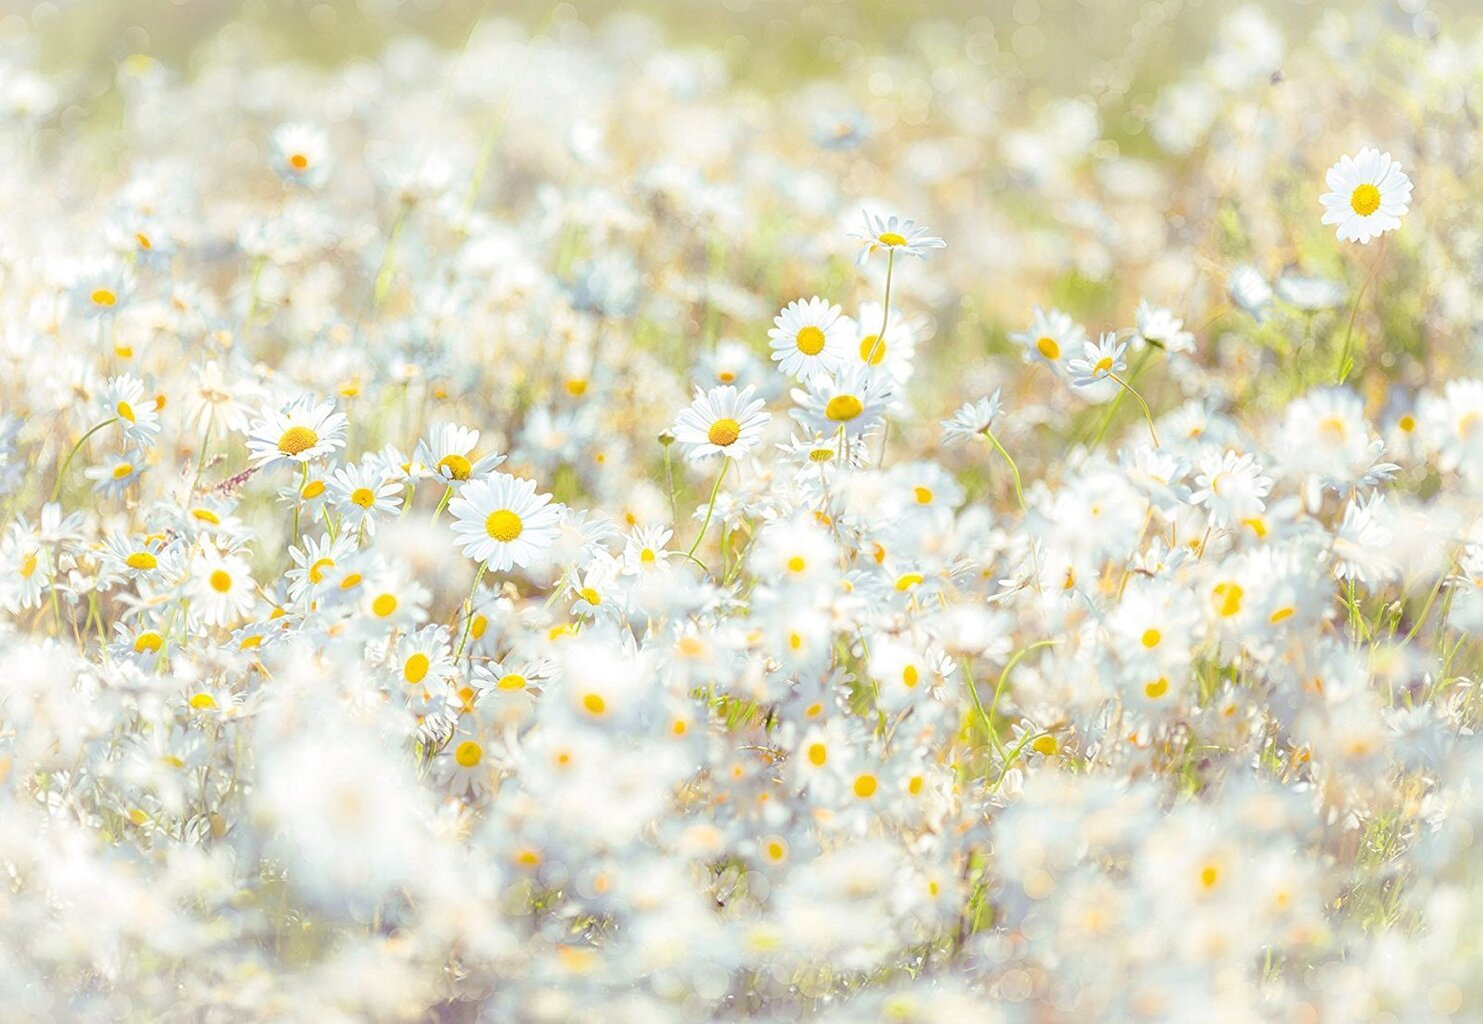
[853,774,878,798]
[288,152,310,171]
[404,653,430,684]
[582,693,606,715]
[485,509,523,542]
[1032,734,1059,755]
[1093,356,1114,375]
[913,486,933,504]
[1141,628,1161,649]
[454,740,482,768]
[91,288,117,307]
[795,326,826,356]
[1036,336,1060,360]
[807,743,827,766]
[189,693,217,710]
[859,335,885,365]
[209,570,232,593]
[579,586,601,605]
[1145,677,1169,699]
[808,448,834,462]
[786,556,806,573]
[497,673,526,691]
[1398,414,1416,432]
[125,552,157,571]
[112,463,134,480]
[1350,182,1381,216]
[878,231,908,246]
[350,487,376,508]
[371,593,398,617]
[825,394,864,422]
[438,454,473,480]
[301,480,325,500]
[277,426,319,456]
[117,401,135,422]
[135,233,152,250]
[134,631,163,653]
[308,558,334,584]
[1214,582,1243,618]
[707,417,742,447]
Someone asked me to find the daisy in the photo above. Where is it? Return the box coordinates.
[1067,332,1129,388]
[85,450,147,497]
[672,384,771,462]
[70,261,134,320]
[1320,147,1411,245]
[99,375,161,447]
[1191,450,1273,528]
[327,458,404,536]
[245,397,348,469]
[767,297,849,379]
[850,210,946,265]
[1229,264,1274,322]
[790,368,895,440]
[190,541,256,627]
[941,392,1003,444]
[448,472,564,571]
[414,422,505,485]
[269,122,332,189]
[1009,306,1086,372]
[1133,300,1195,355]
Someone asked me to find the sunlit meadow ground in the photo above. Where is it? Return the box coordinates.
[3,0,1483,1020]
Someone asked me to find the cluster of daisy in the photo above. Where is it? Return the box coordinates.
[2,3,1483,1019]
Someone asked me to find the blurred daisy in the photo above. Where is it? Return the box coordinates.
[100,375,161,446]
[941,392,1003,444]
[1010,306,1085,371]
[245,398,348,469]
[1133,300,1195,355]
[448,472,564,571]
[1320,147,1411,245]
[71,261,134,320]
[791,368,894,440]
[768,297,849,379]
[850,211,946,265]
[672,384,771,461]
[85,450,147,497]
[269,122,332,188]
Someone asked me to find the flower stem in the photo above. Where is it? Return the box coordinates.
[685,459,729,562]
[454,562,487,659]
[864,249,895,366]
[1336,237,1388,385]
[51,418,117,502]
[983,427,1026,513]
[1108,371,1160,448]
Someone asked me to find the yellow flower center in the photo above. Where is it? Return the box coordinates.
[91,288,117,307]
[192,508,220,524]
[565,378,588,396]
[1141,628,1161,649]
[372,593,398,617]
[126,551,157,571]
[1398,414,1416,432]
[134,631,163,653]
[913,486,933,504]
[209,570,232,593]
[795,325,826,356]
[859,335,885,365]
[1031,734,1059,756]
[498,673,527,691]
[189,693,217,710]
[582,693,606,715]
[579,587,601,605]
[289,152,310,171]
[454,740,482,768]
[19,551,37,579]
[825,394,864,422]
[1350,183,1381,216]
[786,556,806,573]
[438,454,473,480]
[485,509,523,542]
[806,742,827,766]
[1036,336,1060,360]
[117,401,135,422]
[135,232,152,250]
[404,653,430,684]
[301,480,325,499]
[902,664,919,688]
[877,231,908,246]
[808,448,834,462]
[1213,582,1243,618]
[112,463,134,480]
[707,417,742,447]
[350,487,376,508]
[1093,356,1114,375]
[1145,677,1169,699]
[277,426,319,456]
[853,773,878,798]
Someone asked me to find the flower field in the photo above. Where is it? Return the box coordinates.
[3,1,1483,1019]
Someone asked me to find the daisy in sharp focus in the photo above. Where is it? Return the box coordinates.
[245,398,348,469]
[1320,147,1411,245]
[448,472,564,571]
[768,297,849,379]
[673,384,771,461]
[790,368,895,440]
[100,375,161,447]
[327,458,403,536]
[1067,333,1129,389]
[414,422,505,485]
[850,211,946,266]
[190,541,256,627]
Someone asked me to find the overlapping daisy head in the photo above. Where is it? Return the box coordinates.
[849,210,946,265]
[673,384,771,461]
[768,297,849,379]
[448,472,564,572]
[1067,332,1129,389]
[245,397,348,469]
[415,422,506,485]
[1320,147,1412,244]
[1010,306,1086,372]
[790,367,895,440]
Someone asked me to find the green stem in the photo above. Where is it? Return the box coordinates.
[985,640,1057,754]
[1108,371,1160,448]
[51,418,117,502]
[864,249,895,366]
[983,427,1026,513]
[454,562,487,659]
[431,485,454,523]
[685,459,729,562]
[1336,238,1388,385]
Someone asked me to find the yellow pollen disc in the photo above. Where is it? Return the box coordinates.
[339,573,362,590]
[135,233,152,250]
[1031,734,1059,755]
[350,487,376,508]
[112,463,134,480]
[1349,182,1381,216]
[126,552,157,570]
[895,572,924,591]
[903,664,919,688]
[788,631,802,651]
[908,776,925,795]
[1242,517,1268,538]
[1093,356,1113,375]
[1141,628,1161,649]
[117,401,135,422]
[91,288,117,307]
[1269,607,1295,624]
[1398,414,1416,432]
[1036,336,1060,360]
[454,740,482,768]
[859,335,885,365]
[301,480,325,499]
[806,742,827,766]
[403,653,430,684]
[189,693,217,710]
[1145,677,1169,699]
[485,509,523,542]
[580,587,601,605]
[565,379,588,396]
[853,774,878,798]
[497,673,526,691]
[438,454,473,480]
[786,556,806,573]
[134,631,163,652]
[825,394,864,422]
[717,371,736,383]
[288,152,310,171]
[795,325,827,356]
[707,417,742,447]
[471,615,487,639]
[640,548,656,565]
[808,448,834,462]
[372,593,398,617]
[582,693,606,715]
[115,346,133,358]
[672,719,688,735]
[1213,582,1243,618]
[209,570,232,593]
[913,486,933,504]
[677,636,704,656]
[1200,864,1221,889]
[878,231,908,246]
[765,839,787,861]
[308,557,334,584]
[276,425,319,456]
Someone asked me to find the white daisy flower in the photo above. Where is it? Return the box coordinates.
[99,375,161,446]
[1319,147,1411,245]
[1067,333,1129,388]
[190,541,256,627]
[327,458,404,536]
[1009,306,1086,371]
[245,398,348,469]
[448,472,564,571]
[941,392,1004,445]
[850,210,946,265]
[790,368,895,440]
[414,422,505,485]
[1134,300,1196,355]
[1191,450,1273,528]
[767,297,849,379]
[672,384,771,462]
[269,122,332,188]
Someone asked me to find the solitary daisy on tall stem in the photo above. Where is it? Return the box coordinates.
[1320,147,1411,244]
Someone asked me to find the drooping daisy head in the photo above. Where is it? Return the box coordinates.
[672,384,772,462]
[1320,147,1411,245]
[767,297,849,379]
[448,472,564,572]
[245,397,349,469]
